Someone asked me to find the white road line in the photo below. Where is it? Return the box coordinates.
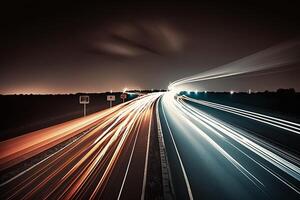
[178,98,300,183]
[161,100,194,200]
[183,96,300,134]
[187,97,300,127]
[0,130,87,187]
[141,105,153,200]
[117,116,143,200]
[156,98,175,199]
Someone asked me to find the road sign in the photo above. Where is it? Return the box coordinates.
[107,95,115,101]
[120,93,127,103]
[79,96,89,104]
[79,96,89,116]
[107,95,115,107]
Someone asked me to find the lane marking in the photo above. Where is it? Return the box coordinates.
[177,98,300,193]
[90,96,157,199]
[156,98,175,199]
[161,98,194,200]
[183,96,300,134]
[179,99,300,180]
[0,130,87,187]
[117,114,143,200]
[141,104,154,200]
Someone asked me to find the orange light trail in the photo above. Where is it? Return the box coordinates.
[0,92,162,200]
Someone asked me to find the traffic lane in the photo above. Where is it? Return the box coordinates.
[0,102,129,171]
[0,95,148,182]
[102,102,155,200]
[56,131,124,200]
[1,120,120,200]
[94,108,145,199]
[119,103,154,199]
[158,99,190,200]
[159,96,300,200]
[160,100,267,200]
[179,96,300,198]
[52,98,157,200]
[184,100,300,155]
[0,96,150,199]
[67,95,161,199]
[0,93,162,200]
[0,107,130,197]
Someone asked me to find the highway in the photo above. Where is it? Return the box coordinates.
[0,93,161,200]
[158,92,300,200]
[1,91,299,200]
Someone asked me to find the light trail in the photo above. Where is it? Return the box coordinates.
[169,39,300,89]
[117,114,143,200]
[0,103,125,171]
[0,93,162,200]
[182,96,300,134]
[141,104,153,200]
[176,98,300,182]
[159,92,300,199]
[161,99,194,200]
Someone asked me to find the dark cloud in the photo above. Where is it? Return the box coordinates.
[87,21,185,57]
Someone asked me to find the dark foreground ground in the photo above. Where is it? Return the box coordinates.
[0,92,137,141]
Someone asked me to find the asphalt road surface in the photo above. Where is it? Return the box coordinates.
[0,93,161,200]
[1,91,299,200]
[158,92,300,200]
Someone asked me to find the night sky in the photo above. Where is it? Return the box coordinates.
[1,1,300,94]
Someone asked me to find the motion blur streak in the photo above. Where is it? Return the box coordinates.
[159,92,300,199]
[0,93,162,200]
[169,39,300,88]
[0,103,124,170]
[182,96,300,134]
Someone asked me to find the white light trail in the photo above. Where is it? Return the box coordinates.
[161,97,194,200]
[169,39,300,88]
[161,92,300,195]
[182,96,300,134]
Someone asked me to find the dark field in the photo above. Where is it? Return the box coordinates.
[0,93,137,141]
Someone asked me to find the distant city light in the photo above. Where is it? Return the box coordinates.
[230,90,234,95]
[204,90,207,94]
